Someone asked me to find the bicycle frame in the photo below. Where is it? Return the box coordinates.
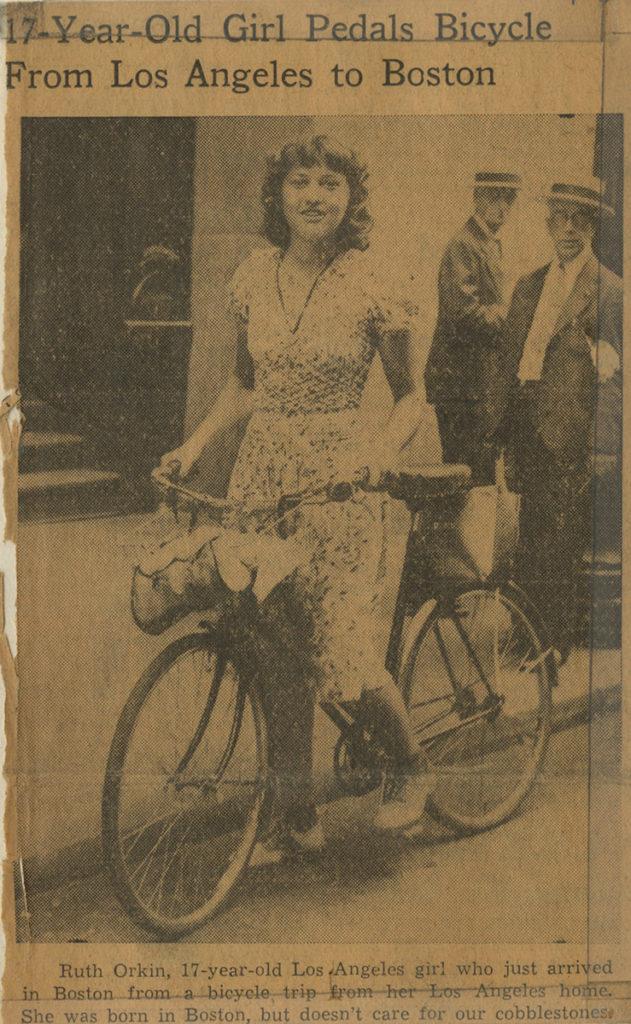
[153,467,544,751]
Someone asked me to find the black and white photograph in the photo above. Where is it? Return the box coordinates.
[14,113,623,945]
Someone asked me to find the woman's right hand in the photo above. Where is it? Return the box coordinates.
[158,443,200,481]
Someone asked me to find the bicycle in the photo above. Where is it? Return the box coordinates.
[102,462,557,937]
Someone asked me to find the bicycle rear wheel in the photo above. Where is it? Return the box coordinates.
[401,584,553,834]
[102,632,269,937]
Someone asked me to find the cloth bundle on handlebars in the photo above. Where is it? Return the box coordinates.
[131,523,307,636]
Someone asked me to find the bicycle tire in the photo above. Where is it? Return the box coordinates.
[102,632,270,937]
[400,582,553,835]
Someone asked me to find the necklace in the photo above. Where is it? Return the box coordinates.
[276,251,338,335]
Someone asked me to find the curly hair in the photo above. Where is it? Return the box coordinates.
[261,134,372,252]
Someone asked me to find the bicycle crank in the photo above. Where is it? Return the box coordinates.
[333,724,385,797]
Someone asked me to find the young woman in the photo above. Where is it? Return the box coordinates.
[161,135,434,853]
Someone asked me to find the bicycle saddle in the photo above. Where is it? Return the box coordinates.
[384,463,472,505]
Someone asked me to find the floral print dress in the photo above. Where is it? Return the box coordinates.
[226,246,417,701]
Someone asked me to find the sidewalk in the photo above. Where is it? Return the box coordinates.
[22,718,624,944]
[14,512,622,893]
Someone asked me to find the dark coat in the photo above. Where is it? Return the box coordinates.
[504,254,622,459]
[424,217,507,430]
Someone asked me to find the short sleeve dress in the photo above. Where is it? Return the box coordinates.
[226,246,418,701]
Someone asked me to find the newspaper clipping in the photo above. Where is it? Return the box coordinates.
[1,1,629,1022]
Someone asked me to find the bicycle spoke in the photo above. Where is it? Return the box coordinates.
[168,843,188,915]
[130,810,186,894]
[425,712,483,763]
[433,621,460,693]
[121,810,182,859]
[476,715,486,813]
[493,588,501,689]
[463,596,482,689]
[425,731,467,767]
[452,614,493,694]
[456,593,484,688]
[499,619,519,664]
[152,821,195,914]
[192,847,203,906]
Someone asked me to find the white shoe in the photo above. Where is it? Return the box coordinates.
[249,833,287,868]
[249,817,326,868]
[288,818,326,854]
[373,769,436,833]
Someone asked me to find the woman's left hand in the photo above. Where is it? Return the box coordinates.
[365,439,397,488]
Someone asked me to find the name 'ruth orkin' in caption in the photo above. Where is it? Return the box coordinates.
[20,959,615,1005]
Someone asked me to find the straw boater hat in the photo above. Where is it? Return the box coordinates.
[544,178,614,216]
[474,171,522,191]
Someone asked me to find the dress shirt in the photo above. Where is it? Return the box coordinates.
[518,248,591,382]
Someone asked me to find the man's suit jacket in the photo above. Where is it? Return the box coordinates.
[504,253,622,459]
[424,216,506,429]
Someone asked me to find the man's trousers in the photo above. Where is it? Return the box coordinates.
[508,383,591,657]
[435,401,499,486]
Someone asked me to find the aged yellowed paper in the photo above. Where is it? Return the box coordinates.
[2,0,629,1021]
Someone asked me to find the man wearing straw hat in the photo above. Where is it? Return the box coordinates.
[425,170,521,485]
[503,178,622,662]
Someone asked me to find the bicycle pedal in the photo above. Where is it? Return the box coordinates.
[453,688,477,718]
[480,693,503,719]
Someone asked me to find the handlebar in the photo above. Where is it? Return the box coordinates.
[277,470,376,514]
[152,464,233,513]
[151,464,389,520]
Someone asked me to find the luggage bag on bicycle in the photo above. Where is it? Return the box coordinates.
[131,523,306,636]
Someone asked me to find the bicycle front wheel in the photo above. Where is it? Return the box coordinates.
[401,584,553,834]
[102,632,270,937]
